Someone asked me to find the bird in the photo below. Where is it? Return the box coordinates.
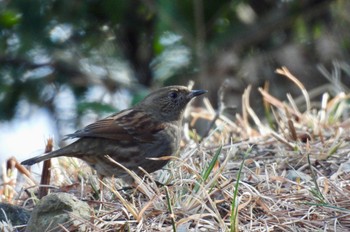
[21,86,207,182]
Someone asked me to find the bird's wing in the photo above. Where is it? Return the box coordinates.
[65,109,165,142]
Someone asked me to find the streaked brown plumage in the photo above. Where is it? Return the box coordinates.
[21,86,207,181]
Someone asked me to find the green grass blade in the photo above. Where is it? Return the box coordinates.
[230,148,250,232]
[307,153,325,202]
[194,146,222,193]
[165,186,177,232]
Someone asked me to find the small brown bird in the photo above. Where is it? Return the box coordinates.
[21,86,207,182]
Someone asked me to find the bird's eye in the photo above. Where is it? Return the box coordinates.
[169,92,178,99]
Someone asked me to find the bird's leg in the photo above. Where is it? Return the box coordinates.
[98,174,105,202]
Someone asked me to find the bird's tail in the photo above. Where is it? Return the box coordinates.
[21,150,63,166]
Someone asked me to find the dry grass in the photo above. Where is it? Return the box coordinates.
[2,67,350,231]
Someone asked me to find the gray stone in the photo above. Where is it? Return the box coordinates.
[286,170,312,182]
[0,202,30,226]
[25,193,91,232]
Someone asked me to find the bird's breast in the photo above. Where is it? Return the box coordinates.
[142,122,181,158]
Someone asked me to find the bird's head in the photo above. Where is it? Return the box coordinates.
[138,86,207,122]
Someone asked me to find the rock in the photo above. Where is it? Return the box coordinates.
[25,193,91,232]
[0,202,30,225]
[286,170,312,182]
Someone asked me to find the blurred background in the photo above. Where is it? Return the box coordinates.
[1,0,350,164]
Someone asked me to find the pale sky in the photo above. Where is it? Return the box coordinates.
[0,109,57,165]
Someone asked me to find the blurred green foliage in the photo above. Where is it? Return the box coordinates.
[0,0,345,135]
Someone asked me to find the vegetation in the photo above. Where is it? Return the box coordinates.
[1,0,350,231]
[1,0,346,126]
[2,68,350,231]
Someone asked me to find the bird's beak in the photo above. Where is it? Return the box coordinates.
[187,89,207,99]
